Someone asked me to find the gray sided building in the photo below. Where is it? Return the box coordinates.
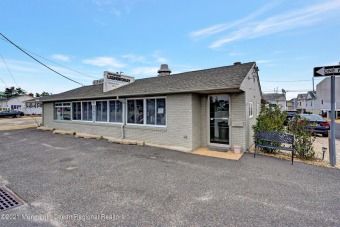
[38,62,262,153]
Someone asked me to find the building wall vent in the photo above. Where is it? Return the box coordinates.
[158,64,171,76]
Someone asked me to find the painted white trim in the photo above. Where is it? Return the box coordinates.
[207,94,230,147]
[126,96,167,127]
[249,102,254,118]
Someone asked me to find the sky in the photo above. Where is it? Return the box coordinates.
[0,0,340,100]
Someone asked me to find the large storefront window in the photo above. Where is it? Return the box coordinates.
[147,98,166,125]
[54,102,71,120]
[82,102,93,121]
[96,101,108,122]
[72,102,81,120]
[127,100,144,124]
[109,100,123,123]
[127,98,166,126]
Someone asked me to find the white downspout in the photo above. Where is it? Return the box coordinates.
[118,96,126,139]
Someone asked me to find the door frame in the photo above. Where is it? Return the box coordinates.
[207,94,231,148]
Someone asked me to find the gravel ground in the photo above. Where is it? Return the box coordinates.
[313,137,340,168]
[0,129,339,227]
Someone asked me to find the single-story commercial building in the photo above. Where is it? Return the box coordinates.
[38,62,262,152]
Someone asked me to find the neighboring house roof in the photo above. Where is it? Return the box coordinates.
[262,93,286,102]
[297,93,307,100]
[306,91,316,100]
[39,62,256,102]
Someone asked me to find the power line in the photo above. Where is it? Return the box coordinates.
[0,37,96,79]
[0,53,19,87]
[261,79,321,82]
[0,33,83,86]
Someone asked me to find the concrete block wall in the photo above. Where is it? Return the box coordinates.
[43,94,195,152]
[200,95,208,148]
[191,94,202,150]
[230,93,246,151]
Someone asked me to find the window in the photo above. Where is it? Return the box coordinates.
[72,102,81,120]
[127,99,144,124]
[321,100,324,105]
[82,102,93,121]
[147,98,166,125]
[127,98,166,126]
[249,102,253,118]
[96,101,108,122]
[54,102,71,120]
[109,100,123,123]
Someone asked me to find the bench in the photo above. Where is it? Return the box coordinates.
[254,131,295,164]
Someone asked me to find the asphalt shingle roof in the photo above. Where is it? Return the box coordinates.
[39,62,255,102]
[262,93,286,102]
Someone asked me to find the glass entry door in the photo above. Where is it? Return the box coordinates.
[209,95,230,145]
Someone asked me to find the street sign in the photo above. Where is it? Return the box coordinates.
[314,65,340,77]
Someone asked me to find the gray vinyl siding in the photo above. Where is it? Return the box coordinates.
[240,66,262,151]
[43,94,195,152]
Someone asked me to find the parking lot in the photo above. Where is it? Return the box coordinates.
[0,116,41,130]
[0,129,339,226]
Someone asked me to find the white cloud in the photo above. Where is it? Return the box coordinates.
[130,67,159,76]
[152,51,167,63]
[209,0,340,48]
[121,54,149,64]
[51,54,70,62]
[82,57,125,68]
[189,1,280,39]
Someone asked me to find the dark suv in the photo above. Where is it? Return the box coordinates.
[284,111,297,126]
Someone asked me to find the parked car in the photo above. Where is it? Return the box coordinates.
[284,110,297,126]
[299,114,330,137]
[0,110,25,118]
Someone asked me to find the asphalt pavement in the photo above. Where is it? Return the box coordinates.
[0,129,339,226]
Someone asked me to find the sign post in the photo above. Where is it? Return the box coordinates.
[314,64,338,166]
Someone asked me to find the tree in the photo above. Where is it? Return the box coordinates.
[35,93,40,97]
[16,87,26,95]
[40,91,51,96]
[252,105,286,153]
[4,87,15,98]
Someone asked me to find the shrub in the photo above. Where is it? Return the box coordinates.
[288,114,315,159]
[252,106,286,153]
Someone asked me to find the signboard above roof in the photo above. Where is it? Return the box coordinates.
[93,71,135,92]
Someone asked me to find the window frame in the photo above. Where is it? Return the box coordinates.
[72,102,82,121]
[126,96,166,127]
[109,100,123,123]
[54,102,72,121]
[95,100,109,123]
[81,101,93,122]
[249,102,254,118]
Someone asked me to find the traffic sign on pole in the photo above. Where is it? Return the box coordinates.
[314,65,340,77]
[313,64,338,166]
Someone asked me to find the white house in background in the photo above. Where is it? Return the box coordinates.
[288,98,298,111]
[315,77,340,119]
[24,99,42,115]
[0,95,42,115]
[296,93,307,113]
[262,93,287,111]
[305,91,318,114]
